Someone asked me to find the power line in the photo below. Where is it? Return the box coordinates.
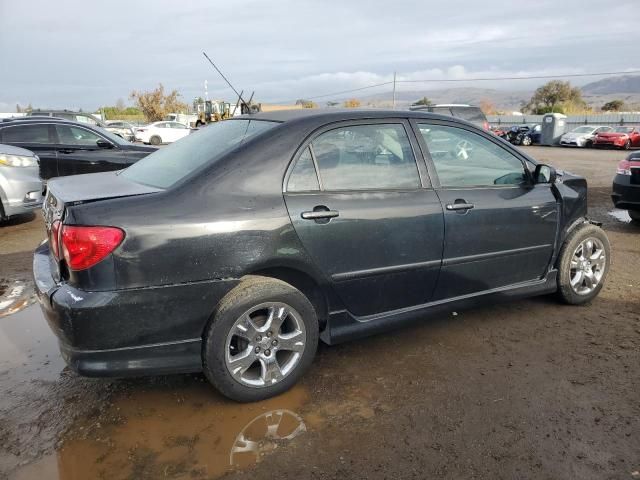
[290,69,640,103]
[398,69,640,84]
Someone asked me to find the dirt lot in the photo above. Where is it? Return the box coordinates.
[1,147,639,480]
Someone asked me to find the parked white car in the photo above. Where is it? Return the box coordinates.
[560,125,613,148]
[134,121,193,145]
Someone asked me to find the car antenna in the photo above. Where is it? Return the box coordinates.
[202,52,252,114]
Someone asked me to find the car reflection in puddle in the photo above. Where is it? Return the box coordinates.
[0,280,37,318]
[608,209,632,223]
[12,364,311,480]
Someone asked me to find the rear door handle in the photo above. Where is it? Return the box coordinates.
[446,202,475,211]
[301,210,340,220]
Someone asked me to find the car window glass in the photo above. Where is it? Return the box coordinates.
[0,124,50,143]
[287,147,319,192]
[311,124,420,191]
[56,125,103,146]
[450,107,485,124]
[122,119,278,189]
[155,123,166,128]
[418,124,527,187]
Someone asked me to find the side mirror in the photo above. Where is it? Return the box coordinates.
[534,164,557,184]
[96,139,113,149]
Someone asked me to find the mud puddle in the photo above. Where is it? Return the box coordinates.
[0,280,37,318]
[11,383,312,480]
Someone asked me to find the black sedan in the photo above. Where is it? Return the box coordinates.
[0,118,156,180]
[612,151,640,223]
[34,109,610,402]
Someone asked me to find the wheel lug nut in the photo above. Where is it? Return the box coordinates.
[267,331,272,337]
[272,340,278,346]
[255,346,261,353]
[256,335,262,341]
[265,349,271,356]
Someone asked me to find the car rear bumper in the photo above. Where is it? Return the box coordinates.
[33,242,239,377]
[612,174,640,210]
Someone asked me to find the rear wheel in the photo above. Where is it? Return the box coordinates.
[521,135,532,146]
[556,224,610,305]
[203,276,319,402]
[149,135,162,146]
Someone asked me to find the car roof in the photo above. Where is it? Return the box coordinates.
[238,108,467,125]
[0,117,104,128]
[0,143,36,156]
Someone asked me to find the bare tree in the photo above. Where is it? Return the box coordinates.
[130,84,188,122]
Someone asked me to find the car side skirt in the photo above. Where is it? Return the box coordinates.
[321,270,558,345]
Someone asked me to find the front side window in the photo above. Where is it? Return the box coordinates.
[418,124,527,187]
[309,124,420,191]
[122,119,278,189]
[56,125,102,146]
[0,124,50,143]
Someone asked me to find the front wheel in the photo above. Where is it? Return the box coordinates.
[149,135,162,146]
[629,209,640,224]
[203,276,319,402]
[521,135,532,146]
[623,140,631,150]
[556,224,610,305]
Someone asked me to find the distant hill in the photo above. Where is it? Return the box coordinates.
[581,75,640,94]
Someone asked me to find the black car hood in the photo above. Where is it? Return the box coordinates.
[47,171,162,204]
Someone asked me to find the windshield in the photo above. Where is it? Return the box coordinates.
[572,126,594,134]
[613,126,634,133]
[121,119,278,188]
[97,126,131,146]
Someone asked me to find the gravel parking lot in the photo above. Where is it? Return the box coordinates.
[0,146,638,480]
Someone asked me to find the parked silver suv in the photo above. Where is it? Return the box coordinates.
[0,144,44,220]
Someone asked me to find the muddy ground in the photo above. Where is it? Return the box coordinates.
[0,147,638,480]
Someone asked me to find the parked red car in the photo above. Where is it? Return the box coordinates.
[593,126,640,150]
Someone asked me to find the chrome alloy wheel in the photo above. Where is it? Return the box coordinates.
[225,302,306,388]
[570,237,606,295]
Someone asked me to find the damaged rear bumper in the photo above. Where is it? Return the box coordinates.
[33,242,239,377]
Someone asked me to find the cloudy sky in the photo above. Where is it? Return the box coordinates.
[0,0,639,111]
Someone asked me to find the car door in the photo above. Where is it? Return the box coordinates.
[0,123,58,180]
[283,120,444,317]
[54,124,124,176]
[171,122,190,141]
[413,120,558,300]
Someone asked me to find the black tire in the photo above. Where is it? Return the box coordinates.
[585,140,593,148]
[203,276,319,402]
[624,140,631,150]
[556,224,610,305]
[149,135,162,146]
[629,210,640,224]
[521,136,532,146]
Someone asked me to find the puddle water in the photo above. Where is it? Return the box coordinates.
[0,280,37,317]
[608,209,632,223]
[11,383,311,480]
[0,303,65,388]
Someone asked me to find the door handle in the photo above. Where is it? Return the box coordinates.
[301,210,339,220]
[446,201,475,212]
[58,149,75,154]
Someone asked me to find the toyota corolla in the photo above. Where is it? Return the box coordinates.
[35,110,610,402]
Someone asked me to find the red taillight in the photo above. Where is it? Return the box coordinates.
[483,121,489,130]
[50,220,61,259]
[61,226,125,271]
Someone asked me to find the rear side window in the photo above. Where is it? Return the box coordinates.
[309,124,420,191]
[0,124,50,143]
[122,119,278,189]
[287,147,320,192]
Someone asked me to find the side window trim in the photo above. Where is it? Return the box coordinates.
[411,119,534,189]
[284,119,430,194]
[308,144,324,191]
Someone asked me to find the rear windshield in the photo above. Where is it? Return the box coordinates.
[121,119,278,189]
[450,106,486,124]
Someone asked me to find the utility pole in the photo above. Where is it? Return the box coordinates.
[392,72,397,109]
